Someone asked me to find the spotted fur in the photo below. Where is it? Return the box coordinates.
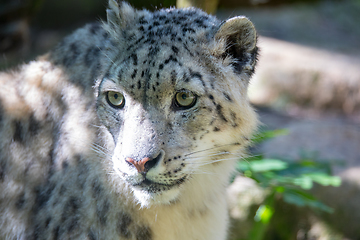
[0,1,258,239]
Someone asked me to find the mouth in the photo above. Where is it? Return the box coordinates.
[132,176,187,193]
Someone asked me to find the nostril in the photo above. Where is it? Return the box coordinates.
[125,150,164,173]
[144,151,163,172]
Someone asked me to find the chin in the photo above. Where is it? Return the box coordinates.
[133,186,182,207]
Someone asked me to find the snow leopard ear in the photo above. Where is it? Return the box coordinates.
[215,16,258,75]
[107,0,136,29]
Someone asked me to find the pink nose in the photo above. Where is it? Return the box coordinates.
[125,157,150,173]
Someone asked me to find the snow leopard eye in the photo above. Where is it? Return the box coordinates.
[173,90,197,110]
[106,91,125,108]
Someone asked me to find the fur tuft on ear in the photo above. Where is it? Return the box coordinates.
[215,16,258,75]
[106,0,136,30]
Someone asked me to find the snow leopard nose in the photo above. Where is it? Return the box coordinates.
[125,151,163,173]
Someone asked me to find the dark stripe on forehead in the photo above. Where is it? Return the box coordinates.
[189,69,206,88]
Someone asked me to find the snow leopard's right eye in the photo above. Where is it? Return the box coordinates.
[173,90,197,110]
[106,91,125,109]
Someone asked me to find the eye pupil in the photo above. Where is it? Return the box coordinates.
[106,91,125,108]
[174,90,197,110]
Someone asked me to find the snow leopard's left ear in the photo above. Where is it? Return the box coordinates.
[215,16,258,76]
[106,0,136,30]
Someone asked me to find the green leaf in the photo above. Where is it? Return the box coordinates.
[282,189,333,213]
[254,204,274,223]
[292,176,314,190]
[238,159,288,173]
[304,172,342,187]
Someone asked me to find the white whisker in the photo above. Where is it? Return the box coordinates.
[184,143,240,157]
[188,157,240,167]
[185,151,233,159]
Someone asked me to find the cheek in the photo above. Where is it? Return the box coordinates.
[182,111,213,138]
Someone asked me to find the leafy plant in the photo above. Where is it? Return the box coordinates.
[237,129,341,240]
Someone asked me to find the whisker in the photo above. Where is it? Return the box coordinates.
[91,143,113,158]
[99,46,116,65]
[188,157,240,167]
[185,151,232,159]
[184,143,240,157]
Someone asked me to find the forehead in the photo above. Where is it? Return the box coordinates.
[109,10,220,82]
[125,8,219,47]
[116,8,219,65]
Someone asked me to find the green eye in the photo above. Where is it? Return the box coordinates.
[106,91,125,108]
[174,90,197,109]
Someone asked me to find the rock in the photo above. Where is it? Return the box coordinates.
[249,37,360,116]
[227,176,266,240]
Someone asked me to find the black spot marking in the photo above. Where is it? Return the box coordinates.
[230,111,239,127]
[92,180,103,199]
[223,92,232,102]
[0,160,6,182]
[131,69,138,79]
[62,161,69,170]
[213,127,220,132]
[136,226,152,240]
[15,192,26,209]
[131,54,138,66]
[153,21,160,26]
[138,26,145,31]
[159,64,164,70]
[216,104,228,122]
[33,182,56,212]
[190,71,202,81]
[53,226,60,240]
[63,43,80,67]
[139,16,148,24]
[97,200,110,225]
[85,47,101,67]
[31,223,41,240]
[171,70,177,84]
[165,55,177,64]
[88,231,97,240]
[76,156,89,189]
[148,45,160,57]
[89,23,101,35]
[172,46,179,54]
[45,217,52,227]
[62,197,80,233]
[137,80,142,89]
[29,114,40,135]
[189,37,196,44]
[208,95,214,100]
[13,120,24,142]
[117,212,132,238]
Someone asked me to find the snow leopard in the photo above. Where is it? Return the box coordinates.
[0,0,258,239]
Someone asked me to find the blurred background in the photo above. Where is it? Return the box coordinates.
[1,0,360,239]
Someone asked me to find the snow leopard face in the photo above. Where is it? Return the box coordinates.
[96,1,258,206]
